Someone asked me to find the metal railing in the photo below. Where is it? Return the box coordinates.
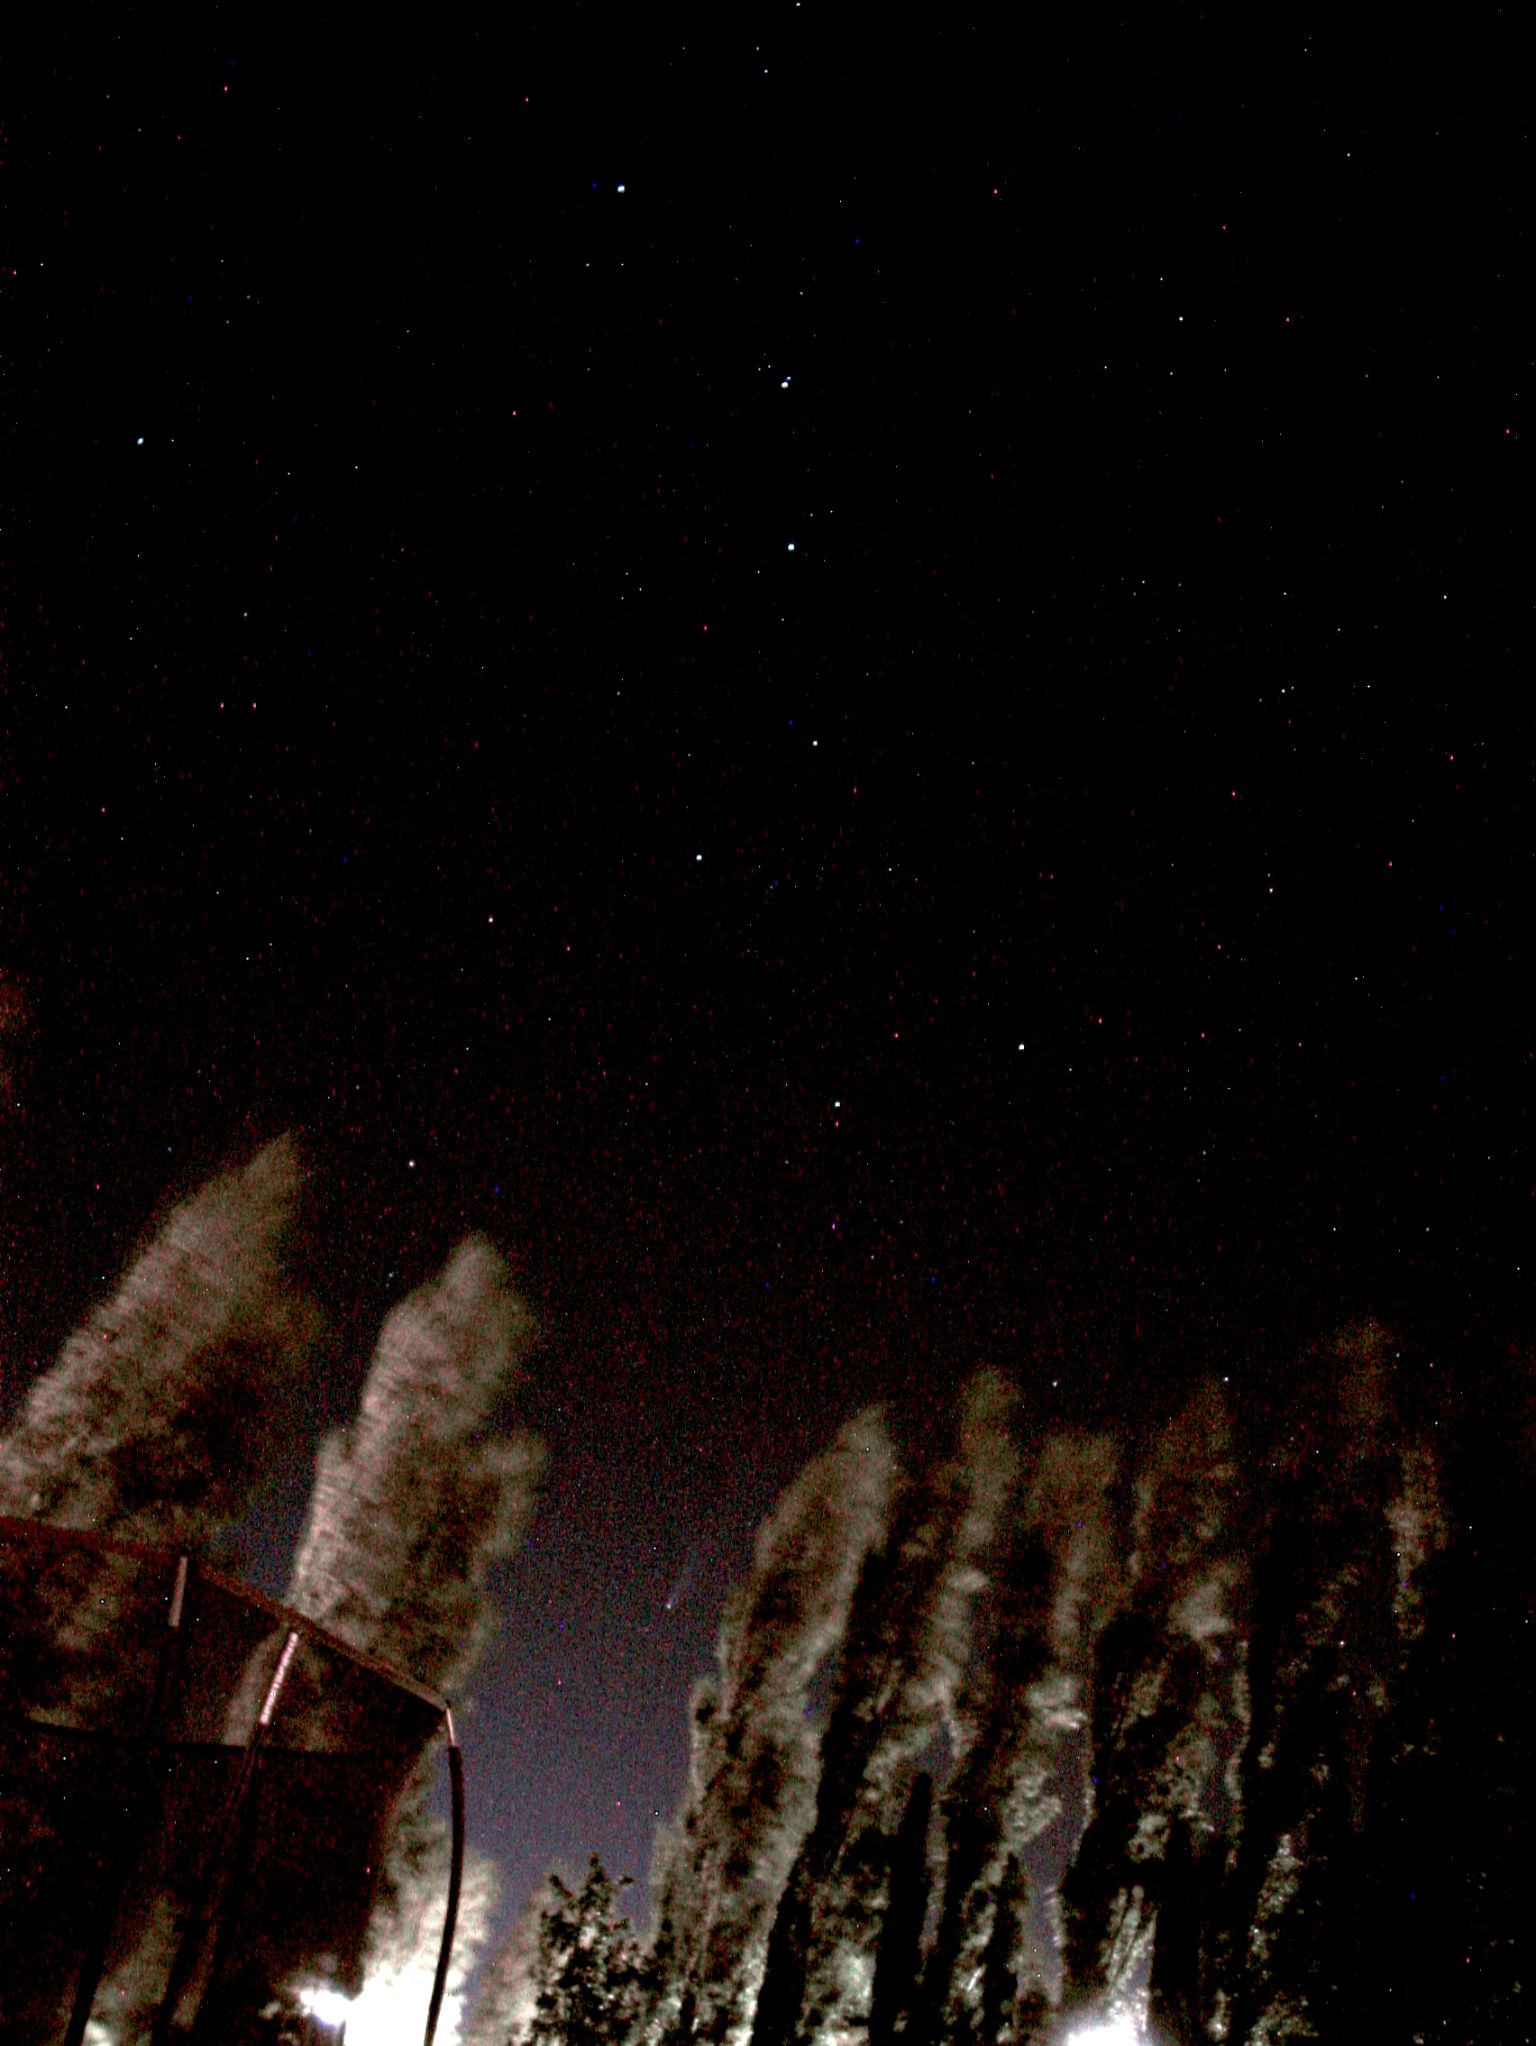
[0,1515,465,2046]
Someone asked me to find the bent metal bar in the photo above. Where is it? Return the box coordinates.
[0,1514,465,2046]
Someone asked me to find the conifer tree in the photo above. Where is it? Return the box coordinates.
[0,1134,319,1745]
[918,1431,1119,2046]
[752,1374,1016,2046]
[527,1857,645,2046]
[284,1233,544,1708]
[278,1236,546,2031]
[643,1407,894,2046]
[1057,1381,1245,2037]
[1220,1324,1444,2044]
[0,1134,317,1549]
[1338,1360,1531,2043]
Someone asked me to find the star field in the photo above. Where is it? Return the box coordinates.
[4,6,1529,1943]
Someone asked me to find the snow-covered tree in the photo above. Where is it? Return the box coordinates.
[272,1236,546,2032]
[642,1406,894,2046]
[919,1430,1120,2046]
[752,1373,1017,2046]
[283,1233,545,1708]
[1218,1322,1446,2044]
[0,1133,317,1543]
[1058,1380,1245,2038]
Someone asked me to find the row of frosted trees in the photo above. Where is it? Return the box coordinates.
[474,1329,1532,2046]
[1,1136,1528,2042]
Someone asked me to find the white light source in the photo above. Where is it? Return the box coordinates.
[299,1984,353,2029]
[1064,2018,1143,2046]
[327,1973,467,2046]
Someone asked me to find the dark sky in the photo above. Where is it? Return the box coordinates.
[4,8,1529,1945]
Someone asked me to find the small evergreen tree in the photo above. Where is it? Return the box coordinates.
[528,1855,645,2046]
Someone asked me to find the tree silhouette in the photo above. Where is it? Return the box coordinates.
[867,1774,932,2046]
[527,1857,646,2046]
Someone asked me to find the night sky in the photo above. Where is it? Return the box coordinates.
[4,10,1529,1947]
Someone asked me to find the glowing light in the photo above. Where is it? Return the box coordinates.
[299,1985,353,2029]
[302,1976,467,2045]
[1064,2018,1144,2046]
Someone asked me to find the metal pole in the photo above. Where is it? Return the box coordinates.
[422,1710,465,2046]
[63,1553,189,2046]
[151,1627,300,2045]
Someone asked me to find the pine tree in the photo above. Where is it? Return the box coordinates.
[527,1856,645,2046]
[643,1408,894,2046]
[277,1236,545,2033]
[919,1431,1119,2046]
[0,1134,317,1547]
[1220,1324,1428,2043]
[753,1375,1016,2046]
[1057,1381,1245,2037]
[283,1233,545,1710]
[0,1136,319,1723]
